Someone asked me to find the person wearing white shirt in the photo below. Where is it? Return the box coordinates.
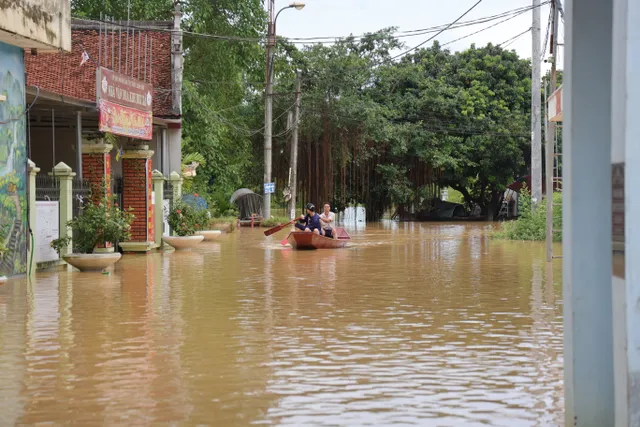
[319,203,336,238]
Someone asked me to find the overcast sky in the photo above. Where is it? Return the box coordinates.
[274,0,563,70]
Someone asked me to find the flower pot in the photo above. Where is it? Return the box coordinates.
[196,230,222,241]
[163,235,204,250]
[63,253,122,272]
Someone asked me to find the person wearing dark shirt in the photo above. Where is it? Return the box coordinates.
[295,203,322,234]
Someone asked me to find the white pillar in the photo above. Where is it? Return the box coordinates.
[167,127,182,176]
[564,0,615,425]
[152,170,165,249]
[52,162,76,259]
[611,0,629,423]
[27,159,40,277]
[621,0,640,422]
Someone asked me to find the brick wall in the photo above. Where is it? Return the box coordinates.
[25,27,176,118]
[123,158,149,242]
[82,152,111,200]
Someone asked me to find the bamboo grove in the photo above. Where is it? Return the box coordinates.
[246,32,532,220]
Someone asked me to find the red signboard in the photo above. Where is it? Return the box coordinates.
[98,99,153,140]
[97,67,152,111]
[97,67,153,140]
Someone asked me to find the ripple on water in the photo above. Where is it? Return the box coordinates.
[0,222,563,426]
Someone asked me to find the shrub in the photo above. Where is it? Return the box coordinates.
[261,216,291,228]
[51,195,135,255]
[0,223,8,256]
[167,202,201,236]
[494,188,562,242]
[207,216,237,232]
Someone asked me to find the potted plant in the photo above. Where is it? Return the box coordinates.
[193,205,222,241]
[51,195,134,272]
[163,201,204,250]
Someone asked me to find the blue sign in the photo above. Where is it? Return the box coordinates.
[264,182,275,194]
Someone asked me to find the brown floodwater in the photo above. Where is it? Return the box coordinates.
[0,222,563,426]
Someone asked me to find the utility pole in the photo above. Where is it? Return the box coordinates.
[531,0,542,208]
[289,72,302,220]
[545,0,559,261]
[264,0,276,220]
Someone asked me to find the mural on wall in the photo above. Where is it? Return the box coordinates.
[0,42,27,275]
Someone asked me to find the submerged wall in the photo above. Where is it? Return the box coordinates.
[0,41,27,276]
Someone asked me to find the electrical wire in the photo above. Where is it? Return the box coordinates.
[73,3,549,46]
[541,5,553,61]
[498,28,532,49]
[389,0,485,61]
[285,4,546,42]
[441,6,532,47]
[0,86,40,125]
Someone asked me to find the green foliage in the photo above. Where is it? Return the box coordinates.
[446,187,465,205]
[261,216,291,228]
[71,0,173,20]
[70,0,534,218]
[207,191,238,217]
[167,202,201,236]
[494,188,562,242]
[208,216,237,232]
[0,223,8,255]
[51,195,135,255]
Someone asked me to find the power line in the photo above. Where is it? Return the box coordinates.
[73,4,549,46]
[0,86,40,125]
[441,6,532,47]
[284,4,545,42]
[541,5,553,60]
[389,0,485,61]
[498,28,532,49]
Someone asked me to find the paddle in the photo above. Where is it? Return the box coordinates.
[263,219,295,237]
[280,237,289,246]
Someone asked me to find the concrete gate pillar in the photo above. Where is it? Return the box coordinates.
[564,0,615,425]
[151,170,165,249]
[119,146,155,253]
[27,159,39,277]
[81,142,113,200]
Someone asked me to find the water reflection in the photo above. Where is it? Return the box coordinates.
[0,223,563,425]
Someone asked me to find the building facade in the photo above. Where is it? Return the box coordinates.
[0,0,71,276]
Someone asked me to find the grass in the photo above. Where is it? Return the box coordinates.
[261,216,291,228]
[494,189,562,242]
[208,216,237,232]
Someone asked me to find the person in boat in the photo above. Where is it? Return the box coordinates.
[295,203,323,235]
[319,203,336,238]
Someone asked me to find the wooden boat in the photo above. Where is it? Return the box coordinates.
[286,227,351,250]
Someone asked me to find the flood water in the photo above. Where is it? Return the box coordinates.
[0,222,564,426]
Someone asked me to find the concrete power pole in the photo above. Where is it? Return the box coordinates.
[288,72,302,220]
[545,0,560,261]
[531,0,543,208]
[263,0,275,220]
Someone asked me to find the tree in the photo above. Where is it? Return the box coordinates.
[373,43,531,217]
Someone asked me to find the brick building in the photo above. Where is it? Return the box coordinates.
[24,16,183,252]
[25,18,182,177]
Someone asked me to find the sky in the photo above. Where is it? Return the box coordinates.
[274,0,564,71]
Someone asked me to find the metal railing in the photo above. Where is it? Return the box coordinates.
[35,175,61,201]
[72,178,91,218]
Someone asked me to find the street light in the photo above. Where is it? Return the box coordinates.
[263,1,305,220]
